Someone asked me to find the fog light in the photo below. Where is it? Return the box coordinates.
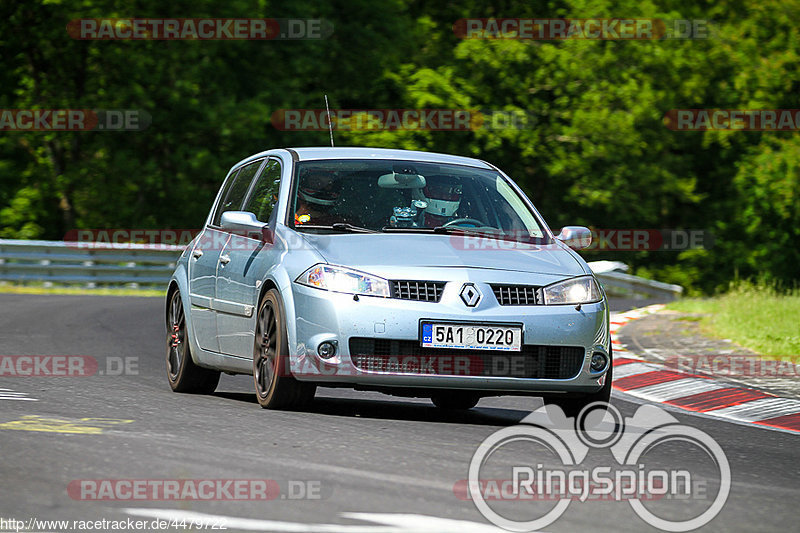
[318,341,337,359]
[591,352,608,372]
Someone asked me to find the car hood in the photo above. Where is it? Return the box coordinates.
[299,233,587,276]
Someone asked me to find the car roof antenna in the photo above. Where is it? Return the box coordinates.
[324,94,335,147]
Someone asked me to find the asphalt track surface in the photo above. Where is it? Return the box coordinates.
[0,293,798,532]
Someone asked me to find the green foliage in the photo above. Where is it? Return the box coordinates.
[1,0,799,292]
[668,280,800,357]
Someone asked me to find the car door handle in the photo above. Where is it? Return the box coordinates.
[191,249,203,259]
[219,254,231,265]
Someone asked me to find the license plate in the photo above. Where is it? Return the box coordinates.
[421,323,522,351]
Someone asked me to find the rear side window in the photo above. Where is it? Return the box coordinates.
[244,159,282,223]
[212,160,264,226]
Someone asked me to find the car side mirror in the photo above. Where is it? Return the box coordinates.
[556,226,592,250]
[220,211,268,241]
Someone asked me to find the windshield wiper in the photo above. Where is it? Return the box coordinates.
[331,223,379,233]
[294,224,378,233]
[380,226,435,233]
[380,225,493,236]
[431,225,493,236]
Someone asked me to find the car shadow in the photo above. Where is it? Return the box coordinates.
[212,390,533,427]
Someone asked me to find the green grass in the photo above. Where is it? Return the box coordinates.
[668,282,800,359]
[0,283,164,297]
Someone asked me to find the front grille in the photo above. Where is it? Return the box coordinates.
[349,338,584,379]
[491,284,542,306]
[390,280,445,302]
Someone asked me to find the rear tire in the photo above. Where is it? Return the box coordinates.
[253,289,316,410]
[166,289,220,394]
[431,391,481,410]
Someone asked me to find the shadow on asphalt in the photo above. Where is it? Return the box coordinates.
[212,391,530,427]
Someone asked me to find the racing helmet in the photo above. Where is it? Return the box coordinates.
[299,170,342,206]
[422,177,462,225]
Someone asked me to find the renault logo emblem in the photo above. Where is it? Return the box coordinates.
[460,283,481,307]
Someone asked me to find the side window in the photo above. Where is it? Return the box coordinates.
[210,169,239,226]
[244,159,282,223]
[212,160,263,226]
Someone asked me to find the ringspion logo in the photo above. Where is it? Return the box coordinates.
[465,403,730,531]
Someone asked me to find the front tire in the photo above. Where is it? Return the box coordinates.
[253,289,316,409]
[552,352,613,418]
[166,289,220,394]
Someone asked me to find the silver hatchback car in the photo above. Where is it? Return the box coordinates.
[166,147,610,414]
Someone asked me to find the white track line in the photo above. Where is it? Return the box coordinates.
[0,388,38,401]
[629,378,725,401]
[124,508,507,532]
[613,362,659,378]
[704,398,800,422]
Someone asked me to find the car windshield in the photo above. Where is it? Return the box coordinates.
[289,159,551,243]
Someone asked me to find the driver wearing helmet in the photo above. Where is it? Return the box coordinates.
[420,176,463,227]
[294,170,343,226]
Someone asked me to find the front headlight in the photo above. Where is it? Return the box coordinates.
[543,276,602,305]
[295,264,390,297]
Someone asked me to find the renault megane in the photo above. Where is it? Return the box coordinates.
[165,147,610,414]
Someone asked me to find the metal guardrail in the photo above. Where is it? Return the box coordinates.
[0,239,183,288]
[0,239,683,299]
[595,270,683,299]
[587,260,683,300]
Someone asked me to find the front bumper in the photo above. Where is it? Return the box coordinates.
[288,277,610,395]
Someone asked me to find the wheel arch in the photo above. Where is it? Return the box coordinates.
[255,273,305,375]
[256,278,280,308]
[165,280,180,326]
[165,269,203,366]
